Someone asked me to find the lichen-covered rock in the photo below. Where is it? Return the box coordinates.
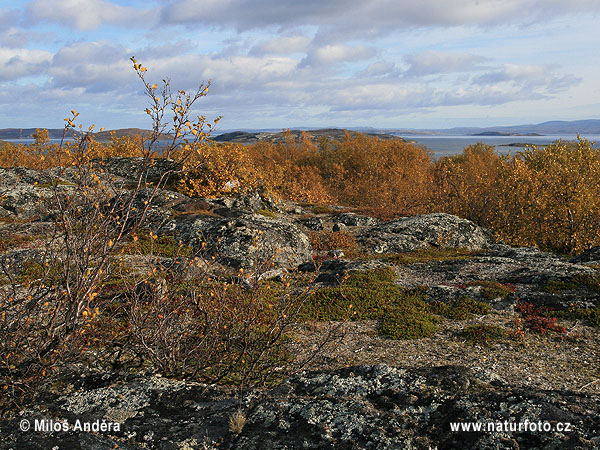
[313,259,396,284]
[93,157,181,183]
[296,217,324,231]
[0,167,68,219]
[358,213,498,254]
[571,246,600,265]
[2,365,598,449]
[330,212,380,227]
[396,246,600,310]
[168,212,313,269]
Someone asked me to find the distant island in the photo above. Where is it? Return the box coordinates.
[213,128,409,144]
[472,131,542,137]
[1,118,600,142]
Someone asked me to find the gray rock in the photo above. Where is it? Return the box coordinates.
[297,217,324,231]
[314,259,396,284]
[93,157,181,183]
[358,213,498,254]
[2,365,598,449]
[330,212,380,227]
[395,246,600,310]
[332,222,347,232]
[571,246,600,265]
[169,212,313,269]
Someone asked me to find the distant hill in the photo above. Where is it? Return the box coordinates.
[92,128,171,141]
[3,119,600,142]
[0,128,175,141]
[472,131,542,137]
[444,120,600,136]
[214,128,407,144]
[0,128,68,140]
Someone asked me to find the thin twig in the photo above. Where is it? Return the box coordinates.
[578,378,600,392]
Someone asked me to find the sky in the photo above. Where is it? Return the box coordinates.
[0,0,599,131]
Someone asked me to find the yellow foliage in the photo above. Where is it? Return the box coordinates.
[177,142,259,197]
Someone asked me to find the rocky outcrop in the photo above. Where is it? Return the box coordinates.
[167,212,313,269]
[2,364,598,449]
[571,246,600,265]
[330,212,380,227]
[357,213,498,254]
[411,247,598,310]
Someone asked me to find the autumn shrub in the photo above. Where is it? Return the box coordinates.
[501,137,600,253]
[244,132,332,203]
[122,267,318,386]
[320,132,434,215]
[0,57,221,407]
[515,302,567,335]
[434,137,600,254]
[177,141,259,198]
[307,230,359,259]
[462,324,505,346]
[432,143,502,227]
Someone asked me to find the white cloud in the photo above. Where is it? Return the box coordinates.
[0,47,52,81]
[475,64,580,92]
[300,44,375,67]
[404,52,488,77]
[250,35,311,56]
[48,42,135,92]
[160,0,600,33]
[27,0,157,30]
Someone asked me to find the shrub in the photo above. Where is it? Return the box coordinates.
[466,280,516,300]
[302,267,442,340]
[379,305,440,340]
[307,230,359,258]
[515,302,567,335]
[0,57,221,407]
[431,296,492,320]
[462,324,505,346]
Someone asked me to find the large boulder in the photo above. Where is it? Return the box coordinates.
[93,157,181,183]
[0,167,74,219]
[167,212,314,269]
[357,213,498,254]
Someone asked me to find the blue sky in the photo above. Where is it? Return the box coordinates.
[1,0,599,131]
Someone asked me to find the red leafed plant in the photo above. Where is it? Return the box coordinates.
[515,302,566,335]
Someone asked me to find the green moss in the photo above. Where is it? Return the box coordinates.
[462,324,505,345]
[379,306,440,339]
[431,296,492,320]
[544,274,600,294]
[256,209,276,218]
[300,203,338,215]
[553,306,600,328]
[578,308,600,327]
[302,267,443,340]
[343,266,397,287]
[381,248,483,265]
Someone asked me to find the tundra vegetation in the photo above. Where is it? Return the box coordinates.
[0,59,599,413]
